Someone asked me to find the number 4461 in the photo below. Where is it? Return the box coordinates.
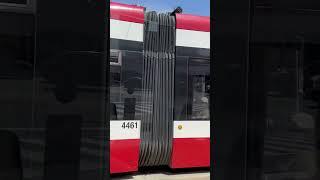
[121,122,138,129]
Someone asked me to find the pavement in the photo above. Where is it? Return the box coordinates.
[111,171,210,180]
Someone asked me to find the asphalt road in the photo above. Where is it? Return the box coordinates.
[111,171,210,180]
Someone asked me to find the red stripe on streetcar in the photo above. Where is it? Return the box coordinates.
[176,13,210,32]
[170,138,210,169]
[110,2,144,24]
[110,139,140,174]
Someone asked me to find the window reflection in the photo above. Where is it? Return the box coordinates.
[0,1,106,178]
[110,49,143,121]
[0,0,27,4]
[0,11,34,180]
[174,57,210,121]
[189,59,210,120]
[250,38,320,179]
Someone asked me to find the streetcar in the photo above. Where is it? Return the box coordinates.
[110,2,210,174]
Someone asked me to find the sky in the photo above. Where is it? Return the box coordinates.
[111,0,210,16]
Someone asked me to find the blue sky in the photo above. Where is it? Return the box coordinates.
[112,0,210,16]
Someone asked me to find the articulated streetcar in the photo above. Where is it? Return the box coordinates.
[110,2,210,174]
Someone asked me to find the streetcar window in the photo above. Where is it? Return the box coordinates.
[174,57,210,121]
[0,0,27,5]
[189,58,210,120]
[174,57,188,120]
[110,49,122,65]
[110,50,143,120]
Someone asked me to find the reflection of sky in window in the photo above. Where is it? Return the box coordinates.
[111,0,210,16]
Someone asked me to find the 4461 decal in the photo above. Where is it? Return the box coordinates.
[121,121,138,129]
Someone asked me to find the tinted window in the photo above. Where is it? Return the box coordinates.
[248,2,320,179]
[0,11,34,180]
[188,58,210,120]
[0,0,27,4]
[110,50,143,120]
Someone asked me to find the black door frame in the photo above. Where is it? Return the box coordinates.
[212,0,251,179]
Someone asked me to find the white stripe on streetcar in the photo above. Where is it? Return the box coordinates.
[173,121,210,138]
[110,19,143,42]
[176,29,210,49]
[110,120,141,140]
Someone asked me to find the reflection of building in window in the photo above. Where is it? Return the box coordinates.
[0,0,35,14]
[109,49,143,121]
[192,75,210,120]
[291,112,314,130]
[0,0,27,4]
[311,75,320,89]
